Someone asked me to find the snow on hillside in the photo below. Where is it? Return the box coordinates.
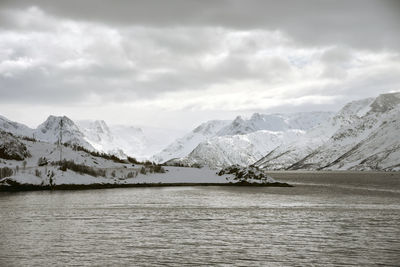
[77,120,180,160]
[0,115,34,137]
[217,112,333,136]
[0,134,277,187]
[0,115,94,150]
[0,115,183,161]
[35,115,94,150]
[77,120,131,158]
[152,120,231,163]
[159,111,332,168]
[255,92,400,171]
[255,97,375,170]
[170,130,305,168]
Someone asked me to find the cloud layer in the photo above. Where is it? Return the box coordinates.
[1,1,400,129]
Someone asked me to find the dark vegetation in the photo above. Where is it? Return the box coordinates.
[67,144,144,165]
[68,144,127,163]
[37,157,48,166]
[0,131,31,160]
[0,167,14,178]
[141,161,166,174]
[20,136,37,142]
[0,181,293,191]
[164,160,202,168]
[53,160,106,177]
[218,165,278,183]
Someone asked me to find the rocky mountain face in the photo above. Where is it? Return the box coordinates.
[0,131,31,161]
[255,92,400,171]
[159,111,333,168]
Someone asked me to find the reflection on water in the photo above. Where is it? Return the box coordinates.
[0,174,399,266]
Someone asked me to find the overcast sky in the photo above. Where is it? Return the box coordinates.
[1,0,400,130]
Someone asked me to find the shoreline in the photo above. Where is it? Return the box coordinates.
[0,181,293,192]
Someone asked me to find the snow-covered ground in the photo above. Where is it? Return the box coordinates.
[0,165,231,187]
[0,136,283,188]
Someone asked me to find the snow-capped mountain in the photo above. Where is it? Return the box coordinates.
[217,112,333,136]
[77,120,150,159]
[0,115,179,160]
[254,97,376,170]
[35,116,94,150]
[0,115,34,137]
[255,92,400,171]
[152,120,231,163]
[170,129,305,168]
[158,111,333,167]
[0,115,94,150]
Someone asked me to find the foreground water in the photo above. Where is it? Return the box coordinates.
[0,173,399,266]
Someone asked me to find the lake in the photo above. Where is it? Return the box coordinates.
[0,172,399,266]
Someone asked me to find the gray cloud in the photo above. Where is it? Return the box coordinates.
[1,0,400,51]
[0,1,400,129]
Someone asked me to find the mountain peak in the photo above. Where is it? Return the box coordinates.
[370,92,400,113]
[250,113,263,121]
[232,115,245,124]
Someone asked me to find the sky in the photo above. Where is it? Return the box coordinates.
[1,0,400,131]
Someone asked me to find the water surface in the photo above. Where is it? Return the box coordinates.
[1,172,399,266]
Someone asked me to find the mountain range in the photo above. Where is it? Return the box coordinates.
[0,115,165,160]
[155,112,333,167]
[1,92,399,171]
[154,92,400,171]
[254,93,400,171]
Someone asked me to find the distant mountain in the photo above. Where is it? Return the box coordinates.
[254,97,375,170]
[158,111,333,167]
[0,115,94,150]
[0,115,34,137]
[0,115,179,160]
[77,120,149,159]
[169,129,305,168]
[35,116,94,150]
[152,120,231,163]
[217,112,333,136]
[255,92,400,171]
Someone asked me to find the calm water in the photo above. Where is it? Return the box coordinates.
[1,173,399,266]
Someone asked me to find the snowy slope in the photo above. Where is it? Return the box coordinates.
[152,120,231,163]
[0,115,177,160]
[170,130,305,168]
[255,92,400,171]
[295,92,400,171]
[0,115,34,137]
[35,116,94,150]
[0,135,257,187]
[0,115,94,150]
[327,106,400,171]
[217,112,333,136]
[161,111,332,168]
[254,97,375,170]
[77,120,151,159]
